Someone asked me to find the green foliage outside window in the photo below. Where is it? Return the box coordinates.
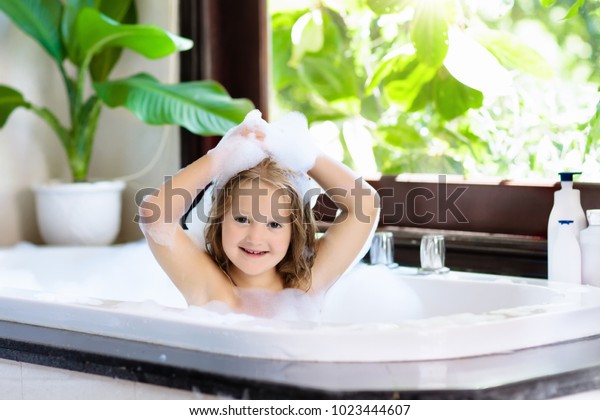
[270,0,600,180]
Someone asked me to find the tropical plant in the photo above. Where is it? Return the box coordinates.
[0,0,253,182]
[271,0,600,180]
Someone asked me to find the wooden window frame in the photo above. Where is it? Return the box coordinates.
[178,0,600,278]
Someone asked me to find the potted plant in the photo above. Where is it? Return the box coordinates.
[0,0,253,245]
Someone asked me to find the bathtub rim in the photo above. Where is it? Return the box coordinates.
[2,317,600,399]
[1,273,600,363]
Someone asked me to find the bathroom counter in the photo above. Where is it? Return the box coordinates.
[1,319,599,399]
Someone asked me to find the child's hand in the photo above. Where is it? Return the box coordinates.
[208,109,269,187]
[265,112,321,173]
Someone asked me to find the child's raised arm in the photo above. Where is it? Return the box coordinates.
[264,112,380,294]
[138,110,269,306]
[307,155,380,293]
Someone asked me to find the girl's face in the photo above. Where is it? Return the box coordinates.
[221,180,293,288]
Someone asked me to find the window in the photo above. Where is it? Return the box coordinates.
[179,0,600,278]
[270,0,600,181]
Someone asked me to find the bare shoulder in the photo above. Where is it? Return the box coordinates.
[145,227,238,307]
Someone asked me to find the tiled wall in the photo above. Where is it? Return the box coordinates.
[0,358,211,399]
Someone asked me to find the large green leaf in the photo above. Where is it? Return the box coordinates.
[0,86,28,127]
[298,55,358,102]
[94,73,254,135]
[288,10,324,68]
[272,12,300,90]
[540,0,558,6]
[384,61,437,110]
[407,68,483,119]
[74,8,192,65]
[410,0,449,67]
[366,0,414,15]
[0,0,65,63]
[98,0,133,20]
[563,0,585,19]
[62,0,97,63]
[62,0,138,80]
[433,69,483,120]
[378,117,426,149]
[366,46,416,94]
[90,0,137,81]
[473,28,553,78]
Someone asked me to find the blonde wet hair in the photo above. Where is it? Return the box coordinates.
[205,158,317,290]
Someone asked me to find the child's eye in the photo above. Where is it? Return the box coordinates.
[234,216,249,224]
[268,221,282,229]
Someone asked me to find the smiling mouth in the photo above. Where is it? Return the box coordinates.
[240,247,268,256]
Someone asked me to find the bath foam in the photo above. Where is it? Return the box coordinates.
[235,288,322,323]
[265,111,322,173]
[210,109,269,189]
[139,194,180,250]
[3,241,600,361]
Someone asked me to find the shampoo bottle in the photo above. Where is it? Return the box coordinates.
[580,209,600,287]
[547,172,586,282]
[550,220,582,284]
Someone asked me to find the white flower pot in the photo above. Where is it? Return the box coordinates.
[33,180,126,246]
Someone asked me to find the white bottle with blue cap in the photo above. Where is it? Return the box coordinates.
[547,172,586,282]
[550,220,582,283]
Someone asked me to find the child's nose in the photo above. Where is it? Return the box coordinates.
[245,222,266,243]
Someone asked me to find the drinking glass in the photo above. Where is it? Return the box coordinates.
[369,232,394,265]
[419,234,449,274]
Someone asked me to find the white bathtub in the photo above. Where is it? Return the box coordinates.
[1,241,600,362]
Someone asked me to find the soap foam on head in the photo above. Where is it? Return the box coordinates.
[211,110,270,189]
[265,111,321,173]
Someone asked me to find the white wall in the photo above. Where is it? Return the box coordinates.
[0,0,181,245]
[0,358,203,399]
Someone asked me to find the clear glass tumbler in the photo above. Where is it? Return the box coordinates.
[419,234,449,274]
[369,231,394,265]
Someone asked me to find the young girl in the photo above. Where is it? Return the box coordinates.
[139,110,380,312]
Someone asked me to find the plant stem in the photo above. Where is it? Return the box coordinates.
[26,104,70,150]
[58,64,76,125]
[70,97,102,182]
[69,54,96,182]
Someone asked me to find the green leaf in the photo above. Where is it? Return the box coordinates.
[472,28,554,78]
[94,73,255,135]
[379,117,426,149]
[0,86,28,127]
[74,8,193,65]
[410,0,449,67]
[62,0,98,64]
[366,47,415,94]
[586,100,600,155]
[90,0,138,81]
[272,13,298,90]
[98,0,134,20]
[298,55,358,102]
[0,0,65,63]
[289,10,324,68]
[366,0,414,15]
[540,0,558,6]
[384,62,437,110]
[563,0,585,19]
[433,69,483,120]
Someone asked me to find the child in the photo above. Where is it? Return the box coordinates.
[139,110,380,312]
